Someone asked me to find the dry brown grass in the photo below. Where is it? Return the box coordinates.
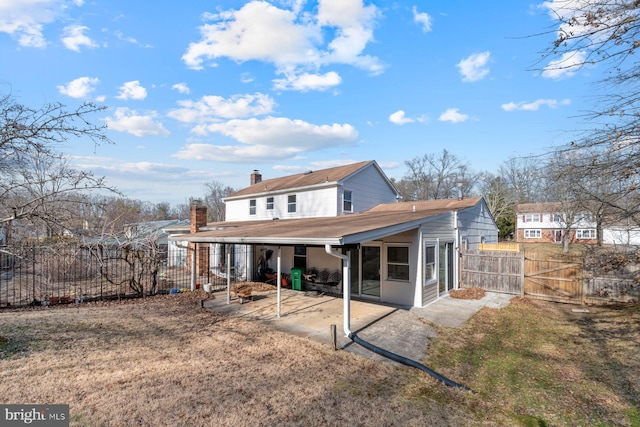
[0,291,477,427]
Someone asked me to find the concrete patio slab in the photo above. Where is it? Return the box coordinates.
[202,289,515,364]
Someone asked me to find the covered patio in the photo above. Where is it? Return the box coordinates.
[200,287,514,363]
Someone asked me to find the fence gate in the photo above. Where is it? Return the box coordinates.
[524,251,583,303]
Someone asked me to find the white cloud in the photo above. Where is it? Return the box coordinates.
[116,80,147,100]
[61,25,97,51]
[182,0,382,90]
[57,76,99,98]
[389,110,413,125]
[439,108,469,123]
[273,71,342,91]
[412,6,432,33]
[457,51,491,82]
[0,0,83,48]
[542,51,586,79]
[174,116,358,162]
[172,82,190,94]
[168,93,276,123]
[502,98,571,111]
[104,107,169,137]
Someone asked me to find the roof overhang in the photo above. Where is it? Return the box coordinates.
[168,198,483,247]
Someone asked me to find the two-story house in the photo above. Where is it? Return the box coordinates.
[168,160,498,309]
[223,160,398,221]
[515,202,640,246]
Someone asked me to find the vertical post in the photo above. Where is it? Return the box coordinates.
[330,324,337,350]
[190,243,197,292]
[276,246,282,318]
[226,246,231,305]
[520,250,525,296]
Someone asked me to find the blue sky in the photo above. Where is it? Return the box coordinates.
[0,0,598,205]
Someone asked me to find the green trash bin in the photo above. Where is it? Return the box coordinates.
[290,268,303,291]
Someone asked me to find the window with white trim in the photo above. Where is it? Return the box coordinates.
[249,199,256,215]
[287,194,296,213]
[266,197,274,210]
[387,246,410,281]
[576,229,596,239]
[576,213,592,222]
[522,214,541,222]
[424,245,436,282]
[553,214,563,222]
[524,229,541,238]
[343,190,353,212]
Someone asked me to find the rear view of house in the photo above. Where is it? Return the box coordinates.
[168,161,498,308]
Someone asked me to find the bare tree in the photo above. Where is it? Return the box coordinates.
[539,1,640,223]
[477,173,516,239]
[203,180,236,222]
[0,92,116,242]
[398,149,477,201]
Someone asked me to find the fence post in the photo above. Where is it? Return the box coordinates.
[520,250,525,296]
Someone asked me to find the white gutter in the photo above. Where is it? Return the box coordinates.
[324,244,352,337]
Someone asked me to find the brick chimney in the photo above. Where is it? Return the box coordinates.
[189,200,209,276]
[190,200,207,233]
[250,170,262,185]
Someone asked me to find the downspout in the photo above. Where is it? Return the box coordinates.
[454,210,459,289]
[324,244,351,336]
[277,247,282,318]
[324,242,475,393]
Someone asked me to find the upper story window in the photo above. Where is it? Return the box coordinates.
[522,214,541,223]
[287,194,297,213]
[387,246,410,281]
[343,190,353,212]
[266,197,274,210]
[576,213,592,222]
[249,199,256,215]
[553,214,563,222]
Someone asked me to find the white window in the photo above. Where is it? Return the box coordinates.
[249,199,256,215]
[387,246,410,281]
[523,214,541,223]
[576,213,592,222]
[576,229,596,239]
[524,229,541,239]
[266,197,274,210]
[343,190,353,212]
[287,194,296,213]
[553,214,563,223]
[424,245,436,282]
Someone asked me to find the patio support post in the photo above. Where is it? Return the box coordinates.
[325,245,351,337]
[276,246,282,318]
[226,246,231,305]
[191,243,197,292]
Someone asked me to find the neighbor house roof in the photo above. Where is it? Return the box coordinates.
[169,197,483,246]
[224,160,396,200]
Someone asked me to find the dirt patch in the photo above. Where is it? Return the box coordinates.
[449,287,485,300]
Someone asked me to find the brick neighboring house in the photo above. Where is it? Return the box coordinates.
[515,202,598,245]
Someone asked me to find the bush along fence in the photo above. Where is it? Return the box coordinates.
[461,247,640,305]
[0,241,254,308]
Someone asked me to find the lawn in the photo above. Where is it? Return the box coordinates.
[0,291,638,426]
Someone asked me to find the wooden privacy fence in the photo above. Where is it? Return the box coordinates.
[461,250,609,305]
